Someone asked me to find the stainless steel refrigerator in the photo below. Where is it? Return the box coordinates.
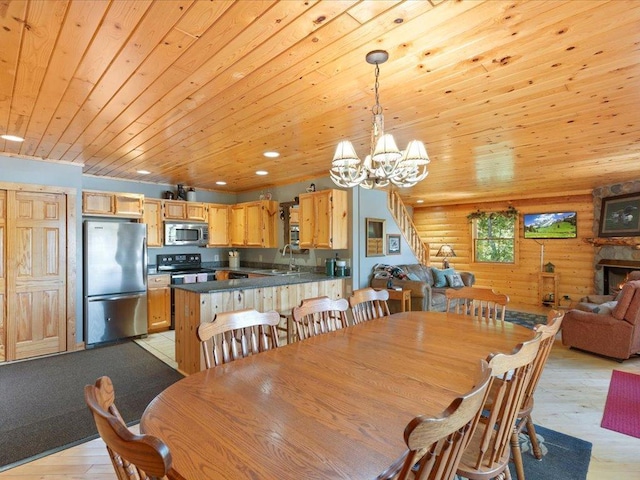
[84,220,148,346]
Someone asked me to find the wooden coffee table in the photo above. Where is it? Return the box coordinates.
[387,288,411,311]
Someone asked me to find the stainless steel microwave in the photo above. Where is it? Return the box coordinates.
[164,222,208,246]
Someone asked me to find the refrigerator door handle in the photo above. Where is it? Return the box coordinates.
[87,293,146,302]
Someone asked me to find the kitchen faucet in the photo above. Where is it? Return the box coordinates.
[282,243,298,271]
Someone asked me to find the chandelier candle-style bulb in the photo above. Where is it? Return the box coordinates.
[330,50,431,189]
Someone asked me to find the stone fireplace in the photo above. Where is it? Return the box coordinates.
[591,181,640,294]
[599,259,640,294]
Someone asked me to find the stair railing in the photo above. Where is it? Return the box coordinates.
[387,191,430,266]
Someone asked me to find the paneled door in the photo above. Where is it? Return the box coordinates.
[0,191,5,362]
[6,191,67,360]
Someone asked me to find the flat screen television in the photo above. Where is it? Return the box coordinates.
[523,212,577,239]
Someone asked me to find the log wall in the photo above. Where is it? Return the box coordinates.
[413,195,595,307]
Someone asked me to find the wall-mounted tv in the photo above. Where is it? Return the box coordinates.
[523,212,577,239]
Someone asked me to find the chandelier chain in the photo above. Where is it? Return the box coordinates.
[372,63,382,116]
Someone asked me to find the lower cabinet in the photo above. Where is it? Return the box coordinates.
[147,274,171,333]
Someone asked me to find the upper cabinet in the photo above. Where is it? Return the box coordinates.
[163,200,207,222]
[299,189,348,249]
[82,191,144,218]
[208,204,230,247]
[230,200,278,247]
[143,199,164,247]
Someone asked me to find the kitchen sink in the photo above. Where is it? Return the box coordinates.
[269,269,304,276]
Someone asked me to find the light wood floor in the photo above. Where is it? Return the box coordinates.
[1,316,639,480]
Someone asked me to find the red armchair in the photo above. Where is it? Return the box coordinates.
[562,280,640,361]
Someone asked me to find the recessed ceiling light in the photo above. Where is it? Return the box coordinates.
[136,170,150,175]
[416,199,424,204]
[263,151,279,158]
[256,170,268,176]
[1,134,24,142]
[216,181,227,185]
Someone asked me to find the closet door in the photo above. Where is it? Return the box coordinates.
[6,191,66,360]
[0,191,5,362]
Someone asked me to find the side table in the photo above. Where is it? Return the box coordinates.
[387,289,411,312]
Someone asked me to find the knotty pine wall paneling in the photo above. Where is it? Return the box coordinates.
[413,195,595,307]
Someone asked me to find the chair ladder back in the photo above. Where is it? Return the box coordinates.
[84,376,186,480]
[446,287,509,322]
[197,309,281,368]
[457,334,541,479]
[292,296,349,340]
[520,311,565,413]
[378,360,493,480]
[349,288,390,325]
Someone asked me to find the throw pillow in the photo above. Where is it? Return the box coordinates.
[446,273,464,288]
[432,267,455,288]
[407,272,421,281]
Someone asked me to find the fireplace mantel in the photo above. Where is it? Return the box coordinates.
[597,259,640,269]
[584,237,640,248]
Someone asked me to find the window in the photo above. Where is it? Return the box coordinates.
[472,212,516,263]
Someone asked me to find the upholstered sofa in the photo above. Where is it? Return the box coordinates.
[562,279,640,361]
[370,263,475,312]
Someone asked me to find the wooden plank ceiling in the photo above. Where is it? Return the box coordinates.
[1,0,639,206]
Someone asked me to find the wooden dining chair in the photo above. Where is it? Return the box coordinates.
[445,286,510,321]
[84,376,186,480]
[197,308,280,368]
[291,296,349,340]
[456,333,542,480]
[349,287,391,324]
[377,360,493,480]
[509,310,564,480]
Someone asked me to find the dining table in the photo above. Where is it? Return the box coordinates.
[140,310,533,479]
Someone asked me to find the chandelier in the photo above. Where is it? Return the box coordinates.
[330,50,430,189]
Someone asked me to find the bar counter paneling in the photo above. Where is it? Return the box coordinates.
[173,274,348,374]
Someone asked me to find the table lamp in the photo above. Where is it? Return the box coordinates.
[436,244,456,269]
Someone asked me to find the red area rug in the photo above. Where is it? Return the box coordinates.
[601,370,640,438]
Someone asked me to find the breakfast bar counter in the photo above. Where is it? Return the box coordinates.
[173,275,348,374]
[172,271,341,294]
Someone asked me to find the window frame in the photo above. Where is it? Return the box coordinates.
[471,212,518,265]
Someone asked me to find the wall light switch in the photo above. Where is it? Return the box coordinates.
[214,254,219,261]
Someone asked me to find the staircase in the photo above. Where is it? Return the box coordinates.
[387,191,430,265]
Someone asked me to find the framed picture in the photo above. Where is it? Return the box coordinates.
[387,234,401,255]
[599,192,640,237]
[366,218,385,257]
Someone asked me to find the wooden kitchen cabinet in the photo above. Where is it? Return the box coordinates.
[299,189,348,249]
[143,199,163,247]
[147,274,171,333]
[163,200,207,222]
[229,200,278,247]
[207,203,230,246]
[82,190,144,218]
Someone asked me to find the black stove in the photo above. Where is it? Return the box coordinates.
[156,253,216,330]
[156,253,216,276]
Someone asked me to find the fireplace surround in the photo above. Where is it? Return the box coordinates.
[591,181,640,295]
[598,259,640,295]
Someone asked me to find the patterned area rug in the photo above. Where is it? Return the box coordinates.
[508,425,592,480]
[504,310,547,329]
[601,370,640,438]
[456,425,591,480]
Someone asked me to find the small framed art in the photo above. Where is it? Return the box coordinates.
[387,234,401,255]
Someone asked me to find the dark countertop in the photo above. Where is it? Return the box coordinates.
[172,273,349,294]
